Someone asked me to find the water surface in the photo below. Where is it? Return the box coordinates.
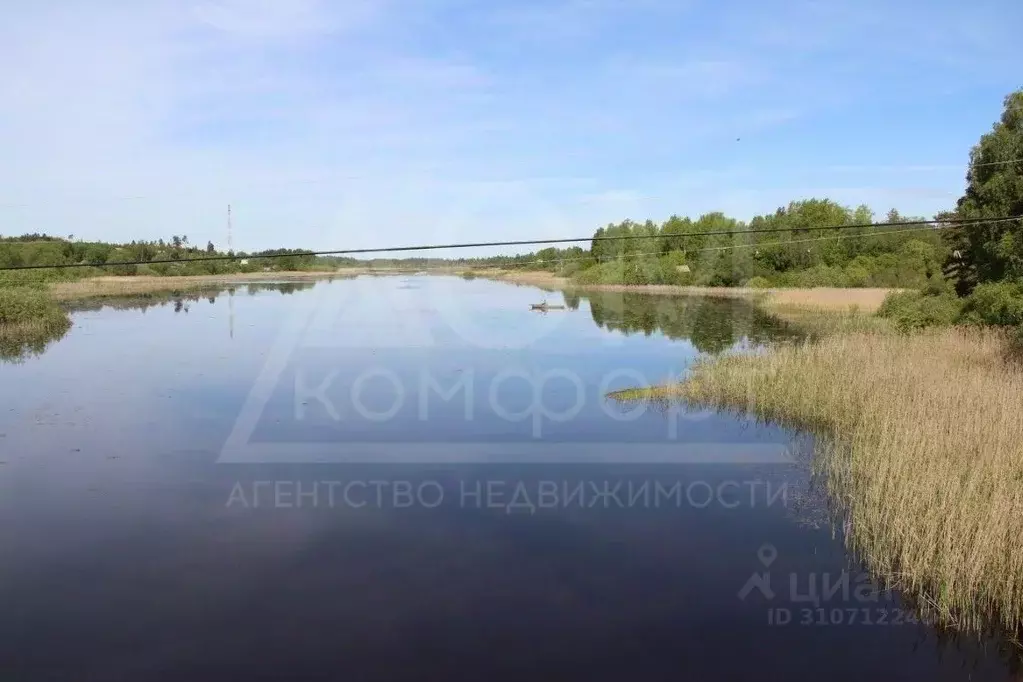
[0,277,1017,681]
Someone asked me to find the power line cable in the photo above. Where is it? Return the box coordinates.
[0,215,1018,272]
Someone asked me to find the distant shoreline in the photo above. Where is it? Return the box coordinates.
[471,268,898,313]
[44,268,900,315]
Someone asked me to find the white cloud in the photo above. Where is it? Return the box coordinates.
[192,0,361,39]
[0,0,1017,253]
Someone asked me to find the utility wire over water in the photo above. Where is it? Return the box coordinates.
[0,215,1020,272]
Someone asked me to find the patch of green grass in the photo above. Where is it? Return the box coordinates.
[0,286,68,325]
[0,287,72,362]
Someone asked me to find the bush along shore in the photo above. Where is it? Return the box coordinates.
[0,287,72,361]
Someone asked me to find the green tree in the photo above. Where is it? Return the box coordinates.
[944,89,1023,294]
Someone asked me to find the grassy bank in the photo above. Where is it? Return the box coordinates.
[0,287,72,360]
[613,326,1023,633]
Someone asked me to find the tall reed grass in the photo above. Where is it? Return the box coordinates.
[620,328,1023,634]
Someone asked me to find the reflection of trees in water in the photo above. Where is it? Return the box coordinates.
[243,281,314,296]
[583,291,801,353]
[564,291,582,311]
[9,280,320,362]
[66,281,317,315]
[0,323,71,363]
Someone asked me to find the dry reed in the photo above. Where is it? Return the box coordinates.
[478,269,897,312]
[621,328,1023,633]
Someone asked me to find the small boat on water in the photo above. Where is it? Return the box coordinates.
[530,301,566,311]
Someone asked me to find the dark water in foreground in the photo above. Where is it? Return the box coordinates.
[0,277,1017,681]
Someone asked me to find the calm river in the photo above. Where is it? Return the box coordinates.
[0,276,1017,681]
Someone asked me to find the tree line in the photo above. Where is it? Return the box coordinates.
[463,204,944,289]
[0,235,358,283]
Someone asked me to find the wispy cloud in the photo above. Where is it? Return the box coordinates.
[0,0,1019,251]
[192,0,392,41]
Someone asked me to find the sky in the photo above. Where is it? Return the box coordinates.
[1,0,1021,255]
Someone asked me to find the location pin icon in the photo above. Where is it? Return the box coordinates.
[757,543,778,568]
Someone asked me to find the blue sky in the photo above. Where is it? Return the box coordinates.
[1,0,1021,255]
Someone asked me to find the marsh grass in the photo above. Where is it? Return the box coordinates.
[765,303,893,338]
[614,328,1023,635]
[0,287,72,361]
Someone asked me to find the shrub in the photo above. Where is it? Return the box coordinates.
[878,290,920,317]
[843,264,870,287]
[921,276,954,297]
[0,287,66,325]
[795,264,848,287]
[0,287,72,361]
[573,261,619,285]
[573,259,664,285]
[657,252,690,285]
[877,290,961,332]
[745,276,773,289]
[557,261,585,277]
[959,281,1023,326]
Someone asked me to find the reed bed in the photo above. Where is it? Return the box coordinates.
[615,328,1023,633]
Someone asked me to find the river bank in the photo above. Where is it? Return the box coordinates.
[610,319,1023,637]
[476,268,898,314]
